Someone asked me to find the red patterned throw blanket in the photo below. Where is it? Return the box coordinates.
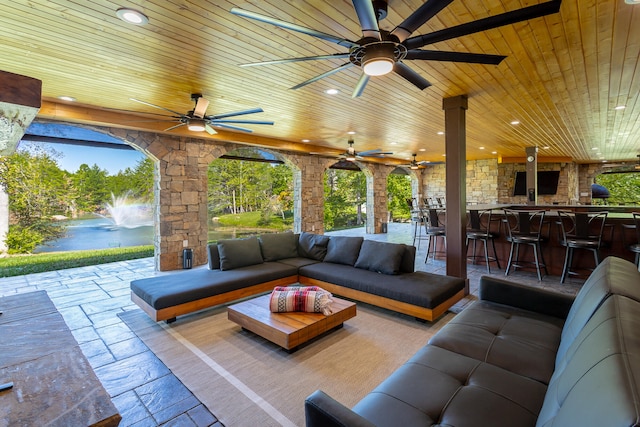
[269,286,333,315]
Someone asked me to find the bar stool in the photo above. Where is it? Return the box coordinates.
[623,212,640,269]
[466,208,501,273]
[504,209,548,281]
[411,208,427,249]
[425,208,446,262]
[557,210,608,283]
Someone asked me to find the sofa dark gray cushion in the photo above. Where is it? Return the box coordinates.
[354,240,406,275]
[217,236,264,270]
[131,262,298,310]
[298,232,330,260]
[259,231,299,261]
[324,236,364,266]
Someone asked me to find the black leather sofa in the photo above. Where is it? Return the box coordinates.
[130,231,465,322]
[305,256,640,427]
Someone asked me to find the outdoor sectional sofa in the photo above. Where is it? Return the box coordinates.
[304,256,640,427]
[130,231,465,323]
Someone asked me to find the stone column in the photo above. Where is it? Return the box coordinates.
[366,164,391,234]
[0,71,42,254]
[293,156,331,233]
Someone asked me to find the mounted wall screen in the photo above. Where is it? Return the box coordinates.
[513,171,560,195]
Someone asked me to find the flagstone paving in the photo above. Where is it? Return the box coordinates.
[0,223,582,426]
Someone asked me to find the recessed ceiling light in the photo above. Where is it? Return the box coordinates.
[592,147,599,150]
[116,8,149,25]
[57,96,76,102]
[302,139,310,143]
[614,105,626,110]
[347,131,356,135]
[442,154,446,157]
[419,148,426,152]
[390,142,397,145]
[491,151,497,154]
[437,131,444,135]
[325,88,339,95]
[479,146,485,150]
[510,120,520,125]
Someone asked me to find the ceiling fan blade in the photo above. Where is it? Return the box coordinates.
[208,107,264,120]
[352,73,370,98]
[164,123,187,132]
[130,98,185,117]
[205,124,217,135]
[391,0,454,42]
[351,0,381,40]
[210,119,274,125]
[393,62,431,90]
[240,53,351,67]
[230,8,358,49]
[290,63,355,90]
[405,49,507,65]
[360,151,394,157]
[211,123,254,133]
[193,97,209,118]
[404,0,561,50]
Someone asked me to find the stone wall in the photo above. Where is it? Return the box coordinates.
[419,159,498,205]
[498,161,575,205]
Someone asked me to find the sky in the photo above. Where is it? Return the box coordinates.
[19,123,146,175]
[19,141,146,175]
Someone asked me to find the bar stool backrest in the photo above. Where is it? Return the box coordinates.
[558,211,608,247]
[504,209,546,239]
[468,209,493,236]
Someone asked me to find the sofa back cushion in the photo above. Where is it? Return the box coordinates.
[324,236,364,266]
[399,244,416,273]
[207,243,220,270]
[298,232,331,260]
[536,294,640,427]
[217,236,264,271]
[354,240,406,275]
[557,257,640,363]
[259,231,299,261]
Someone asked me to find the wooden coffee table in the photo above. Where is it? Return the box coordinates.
[227,293,356,351]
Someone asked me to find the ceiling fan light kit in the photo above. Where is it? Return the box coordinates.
[231,0,562,97]
[187,119,206,132]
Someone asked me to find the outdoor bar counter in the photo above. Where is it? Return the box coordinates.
[453,204,639,278]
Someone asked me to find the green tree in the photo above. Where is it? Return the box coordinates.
[0,148,68,253]
[108,157,154,201]
[595,172,640,205]
[324,168,367,230]
[72,163,110,212]
[387,173,412,221]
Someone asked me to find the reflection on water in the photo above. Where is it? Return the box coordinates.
[34,217,154,253]
[34,218,291,253]
[207,227,291,242]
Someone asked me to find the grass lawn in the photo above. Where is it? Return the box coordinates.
[0,246,154,278]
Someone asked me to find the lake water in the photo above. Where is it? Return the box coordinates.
[34,217,290,252]
[34,217,154,253]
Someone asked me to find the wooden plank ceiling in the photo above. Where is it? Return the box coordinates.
[1,0,639,165]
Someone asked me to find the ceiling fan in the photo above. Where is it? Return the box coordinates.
[340,138,393,161]
[231,0,562,97]
[128,94,274,134]
[400,153,432,169]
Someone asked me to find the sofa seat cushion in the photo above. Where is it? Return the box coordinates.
[352,345,546,427]
[131,262,298,310]
[298,263,464,309]
[428,300,564,384]
[274,257,320,269]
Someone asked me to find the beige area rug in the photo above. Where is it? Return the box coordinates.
[120,300,455,427]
